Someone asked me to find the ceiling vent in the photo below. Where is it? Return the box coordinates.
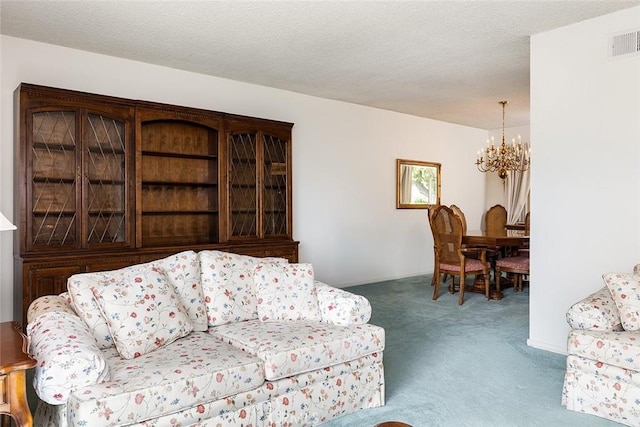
[610,30,640,58]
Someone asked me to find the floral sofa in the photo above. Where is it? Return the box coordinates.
[563,263,640,426]
[26,250,385,426]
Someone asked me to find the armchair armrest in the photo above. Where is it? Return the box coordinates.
[27,310,110,405]
[566,286,623,331]
[315,281,372,325]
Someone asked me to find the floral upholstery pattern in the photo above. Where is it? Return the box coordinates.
[36,354,384,427]
[315,281,372,325]
[603,272,640,331]
[565,286,623,331]
[68,252,207,350]
[567,329,640,372]
[210,319,385,381]
[563,264,640,426]
[27,294,77,324]
[68,260,159,349]
[496,256,529,270]
[198,250,287,326]
[440,258,485,272]
[254,262,322,322]
[156,250,208,332]
[67,332,265,426]
[130,354,382,427]
[28,250,386,427]
[27,311,110,405]
[91,268,193,359]
[563,354,640,426]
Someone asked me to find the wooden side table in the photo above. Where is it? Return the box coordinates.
[0,322,36,427]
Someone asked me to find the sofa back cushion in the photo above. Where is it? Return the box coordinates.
[155,250,207,331]
[603,272,640,331]
[253,262,321,322]
[69,261,156,349]
[68,250,206,349]
[199,250,288,326]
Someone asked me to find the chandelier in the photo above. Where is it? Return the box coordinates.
[475,101,530,180]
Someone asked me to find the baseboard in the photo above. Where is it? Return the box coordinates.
[527,338,567,355]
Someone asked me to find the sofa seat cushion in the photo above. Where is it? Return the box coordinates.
[210,319,385,381]
[568,329,640,371]
[93,354,383,427]
[67,332,265,426]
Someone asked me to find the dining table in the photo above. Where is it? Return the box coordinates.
[462,229,529,299]
[463,229,529,248]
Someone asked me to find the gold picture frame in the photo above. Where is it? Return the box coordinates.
[396,159,441,209]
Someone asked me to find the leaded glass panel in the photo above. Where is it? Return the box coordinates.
[31,111,78,246]
[86,113,126,243]
[229,133,257,237]
[263,134,288,236]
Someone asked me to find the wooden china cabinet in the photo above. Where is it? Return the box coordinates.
[14,83,298,327]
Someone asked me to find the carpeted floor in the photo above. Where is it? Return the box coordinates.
[322,275,617,427]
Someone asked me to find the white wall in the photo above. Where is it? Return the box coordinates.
[530,6,640,353]
[0,36,487,322]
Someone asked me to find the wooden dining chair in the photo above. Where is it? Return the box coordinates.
[484,204,507,233]
[427,206,449,286]
[432,205,490,304]
[427,207,438,286]
[496,255,530,292]
[450,204,467,234]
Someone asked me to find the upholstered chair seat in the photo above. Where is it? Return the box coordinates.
[496,256,530,292]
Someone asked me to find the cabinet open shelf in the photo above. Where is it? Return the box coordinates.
[142,181,217,187]
[88,179,125,185]
[32,211,76,216]
[142,210,218,215]
[32,177,76,184]
[88,210,126,215]
[33,141,77,151]
[142,150,217,160]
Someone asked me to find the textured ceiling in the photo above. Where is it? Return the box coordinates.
[1,0,638,129]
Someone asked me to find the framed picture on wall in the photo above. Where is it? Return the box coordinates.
[396,159,441,209]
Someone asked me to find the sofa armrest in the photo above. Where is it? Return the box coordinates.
[27,310,110,405]
[27,294,77,325]
[566,286,623,331]
[315,281,372,325]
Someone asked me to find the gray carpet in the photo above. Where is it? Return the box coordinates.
[323,275,618,427]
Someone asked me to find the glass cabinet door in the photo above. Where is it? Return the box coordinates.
[30,110,79,248]
[85,112,127,245]
[27,108,130,250]
[262,133,289,237]
[229,132,258,238]
[227,125,291,241]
